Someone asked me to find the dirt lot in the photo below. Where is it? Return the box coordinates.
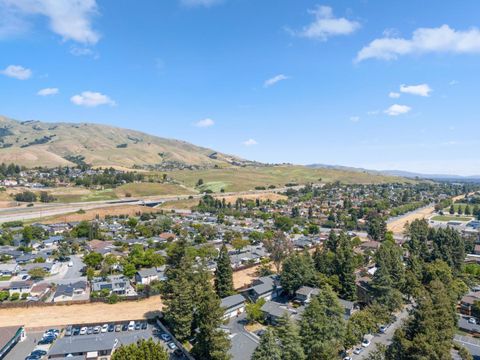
[0,296,163,329]
[38,205,158,224]
[218,192,287,204]
[387,206,435,234]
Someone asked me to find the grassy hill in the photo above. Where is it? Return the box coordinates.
[0,116,249,169]
[169,166,413,192]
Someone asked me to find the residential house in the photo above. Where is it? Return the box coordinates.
[221,294,247,319]
[134,266,166,285]
[294,286,320,304]
[0,263,18,277]
[53,281,88,303]
[7,281,33,296]
[91,275,132,296]
[29,283,51,301]
[244,275,282,302]
[261,301,299,325]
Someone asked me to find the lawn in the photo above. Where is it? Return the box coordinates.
[443,203,476,214]
[431,215,472,222]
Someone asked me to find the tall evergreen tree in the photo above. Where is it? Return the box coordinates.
[214,244,234,298]
[276,314,306,360]
[192,268,231,360]
[299,285,346,360]
[280,252,316,295]
[252,329,282,360]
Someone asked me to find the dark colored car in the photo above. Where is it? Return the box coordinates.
[30,350,47,356]
[38,338,54,345]
[122,323,129,331]
[108,324,115,332]
[72,327,80,336]
[25,356,40,360]
[141,322,148,330]
[135,322,141,330]
[173,349,184,358]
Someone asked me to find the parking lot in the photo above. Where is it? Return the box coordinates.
[6,320,187,360]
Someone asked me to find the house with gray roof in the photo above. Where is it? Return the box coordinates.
[53,281,87,303]
[91,275,132,296]
[221,294,246,319]
[244,275,282,302]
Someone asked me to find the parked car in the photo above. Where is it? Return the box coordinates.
[168,342,177,350]
[379,324,390,333]
[160,333,172,342]
[38,337,54,345]
[72,327,80,336]
[173,349,184,358]
[362,338,372,348]
[108,324,115,332]
[87,327,93,335]
[80,327,87,335]
[93,326,101,334]
[353,347,363,355]
[141,322,148,330]
[101,324,109,333]
[135,322,141,330]
[25,356,40,360]
[115,324,122,332]
[64,326,72,337]
[122,323,129,331]
[128,321,135,331]
[469,317,477,324]
[30,350,47,357]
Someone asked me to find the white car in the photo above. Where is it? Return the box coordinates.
[128,321,135,331]
[68,261,73,267]
[362,338,371,347]
[101,324,109,333]
[469,317,477,324]
[80,327,87,335]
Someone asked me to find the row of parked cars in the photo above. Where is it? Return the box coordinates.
[65,321,148,336]
[343,321,395,359]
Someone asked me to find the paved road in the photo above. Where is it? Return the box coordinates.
[354,306,411,359]
[4,329,46,360]
[454,335,480,359]
[0,186,302,223]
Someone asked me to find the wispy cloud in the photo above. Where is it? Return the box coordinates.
[264,74,289,88]
[293,5,360,41]
[1,64,31,80]
[356,25,480,62]
[243,139,258,146]
[37,87,58,96]
[194,118,215,128]
[0,0,100,44]
[70,91,115,107]
[400,83,432,97]
[350,116,360,122]
[388,92,400,99]
[384,104,411,116]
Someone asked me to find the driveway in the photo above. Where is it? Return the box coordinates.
[224,313,260,360]
[354,306,411,359]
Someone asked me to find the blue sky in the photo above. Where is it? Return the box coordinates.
[1,0,480,175]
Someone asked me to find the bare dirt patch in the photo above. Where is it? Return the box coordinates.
[0,296,163,329]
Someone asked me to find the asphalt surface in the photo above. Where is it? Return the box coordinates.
[354,306,411,359]
[454,335,480,360]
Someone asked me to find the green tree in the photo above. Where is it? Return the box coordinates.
[83,252,103,269]
[263,231,292,273]
[28,268,48,279]
[252,328,282,360]
[449,204,455,214]
[122,262,136,278]
[192,268,231,360]
[277,314,305,360]
[366,212,387,242]
[280,252,316,295]
[245,298,266,323]
[299,285,345,360]
[214,244,234,298]
[111,339,168,360]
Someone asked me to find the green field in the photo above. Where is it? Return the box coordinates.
[431,215,472,222]
[169,166,410,193]
[444,203,476,213]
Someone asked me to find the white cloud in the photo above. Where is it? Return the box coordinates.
[388,92,400,98]
[296,5,360,41]
[356,25,480,62]
[180,0,222,7]
[449,80,459,86]
[350,116,360,122]
[243,139,258,146]
[70,91,115,107]
[1,0,100,44]
[195,118,215,128]
[384,104,411,116]
[264,74,289,88]
[400,83,432,97]
[367,109,380,115]
[37,87,58,96]
[0,64,31,79]
[70,46,98,58]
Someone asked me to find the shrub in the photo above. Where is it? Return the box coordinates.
[9,293,20,301]
[21,292,29,300]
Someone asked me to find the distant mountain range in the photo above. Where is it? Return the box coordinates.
[307,164,480,182]
[0,116,258,169]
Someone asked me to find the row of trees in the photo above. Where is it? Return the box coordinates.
[162,239,231,360]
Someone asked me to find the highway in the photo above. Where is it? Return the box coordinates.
[0,186,301,223]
